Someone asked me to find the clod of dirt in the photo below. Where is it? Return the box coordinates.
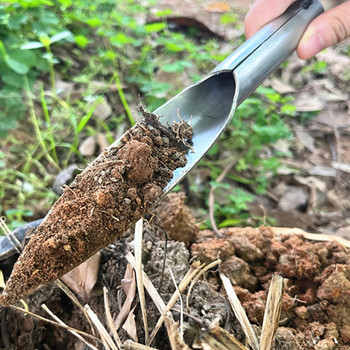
[144,240,190,294]
[219,256,258,292]
[0,109,193,306]
[154,192,199,247]
[191,226,350,349]
[191,237,235,264]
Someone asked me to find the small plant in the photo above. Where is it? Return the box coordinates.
[199,86,293,228]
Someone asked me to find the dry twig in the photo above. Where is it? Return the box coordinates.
[0,217,21,254]
[42,303,99,350]
[220,273,259,350]
[147,261,204,345]
[9,304,101,344]
[56,278,96,336]
[125,252,166,313]
[85,304,119,350]
[186,259,221,311]
[122,340,158,350]
[134,218,149,343]
[103,287,122,349]
[193,320,248,350]
[260,274,284,350]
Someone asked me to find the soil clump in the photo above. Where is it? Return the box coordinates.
[192,226,350,349]
[0,110,193,306]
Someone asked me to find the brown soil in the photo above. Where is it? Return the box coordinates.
[191,227,350,349]
[0,110,193,307]
[1,193,350,349]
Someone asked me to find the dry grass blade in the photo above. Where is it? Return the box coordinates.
[56,278,96,336]
[168,268,183,341]
[147,261,204,346]
[208,321,249,349]
[194,320,248,350]
[134,218,149,343]
[122,340,159,349]
[85,304,119,350]
[125,252,166,313]
[260,274,284,350]
[186,259,221,311]
[104,287,122,349]
[220,273,259,350]
[0,216,21,254]
[271,227,350,248]
[41,303,99,350]
[164,315,191,350]
[9,304,101,343]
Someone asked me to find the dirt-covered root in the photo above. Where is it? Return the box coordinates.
[0,112,193,307]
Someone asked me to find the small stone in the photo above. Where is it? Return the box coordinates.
[93,97,112,121]
[124,198,131,204]
[79,136,96,157]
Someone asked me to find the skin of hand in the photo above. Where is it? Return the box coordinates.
[244,0,350,59]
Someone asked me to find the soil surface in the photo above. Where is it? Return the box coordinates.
[0,111,193,307]
[1,193,349,349]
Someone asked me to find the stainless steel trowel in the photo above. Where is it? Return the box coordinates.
[152,0,324,193]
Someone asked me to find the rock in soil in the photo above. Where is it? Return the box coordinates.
[0,110,193,306]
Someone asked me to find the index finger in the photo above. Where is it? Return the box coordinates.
[244,0,297,38]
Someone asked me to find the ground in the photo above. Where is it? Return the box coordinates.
[1,0,350,349]
[1,193,350,349]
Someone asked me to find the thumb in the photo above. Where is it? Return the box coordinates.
[297,1,350,60]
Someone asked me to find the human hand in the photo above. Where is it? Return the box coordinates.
[244,0,350,59]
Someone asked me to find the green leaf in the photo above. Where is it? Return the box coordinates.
[21,41,44,50]
[155,9,173,17]
[165,42,183,52]
[162,60,192,73]
[50,30,72,44]
[86,18,101,27]
[57,0,72,7]
[7,13,28,30]
[220,13,237,24]
[10,49,36,68]
[75,35,88,48]
[4,56,29,74]
[1,69,25,88]
[39,35,51,47]
[111,32,135,47]
[219,218,243,228]
[145,22,165,32]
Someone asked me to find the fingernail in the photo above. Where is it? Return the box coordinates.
[299,33,324,58]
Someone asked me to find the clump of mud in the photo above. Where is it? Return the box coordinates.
[0,108,193,306]
[154,192,199,247]
[192,227,350,349]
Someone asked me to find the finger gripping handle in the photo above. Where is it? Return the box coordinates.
[213,0,324,105]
